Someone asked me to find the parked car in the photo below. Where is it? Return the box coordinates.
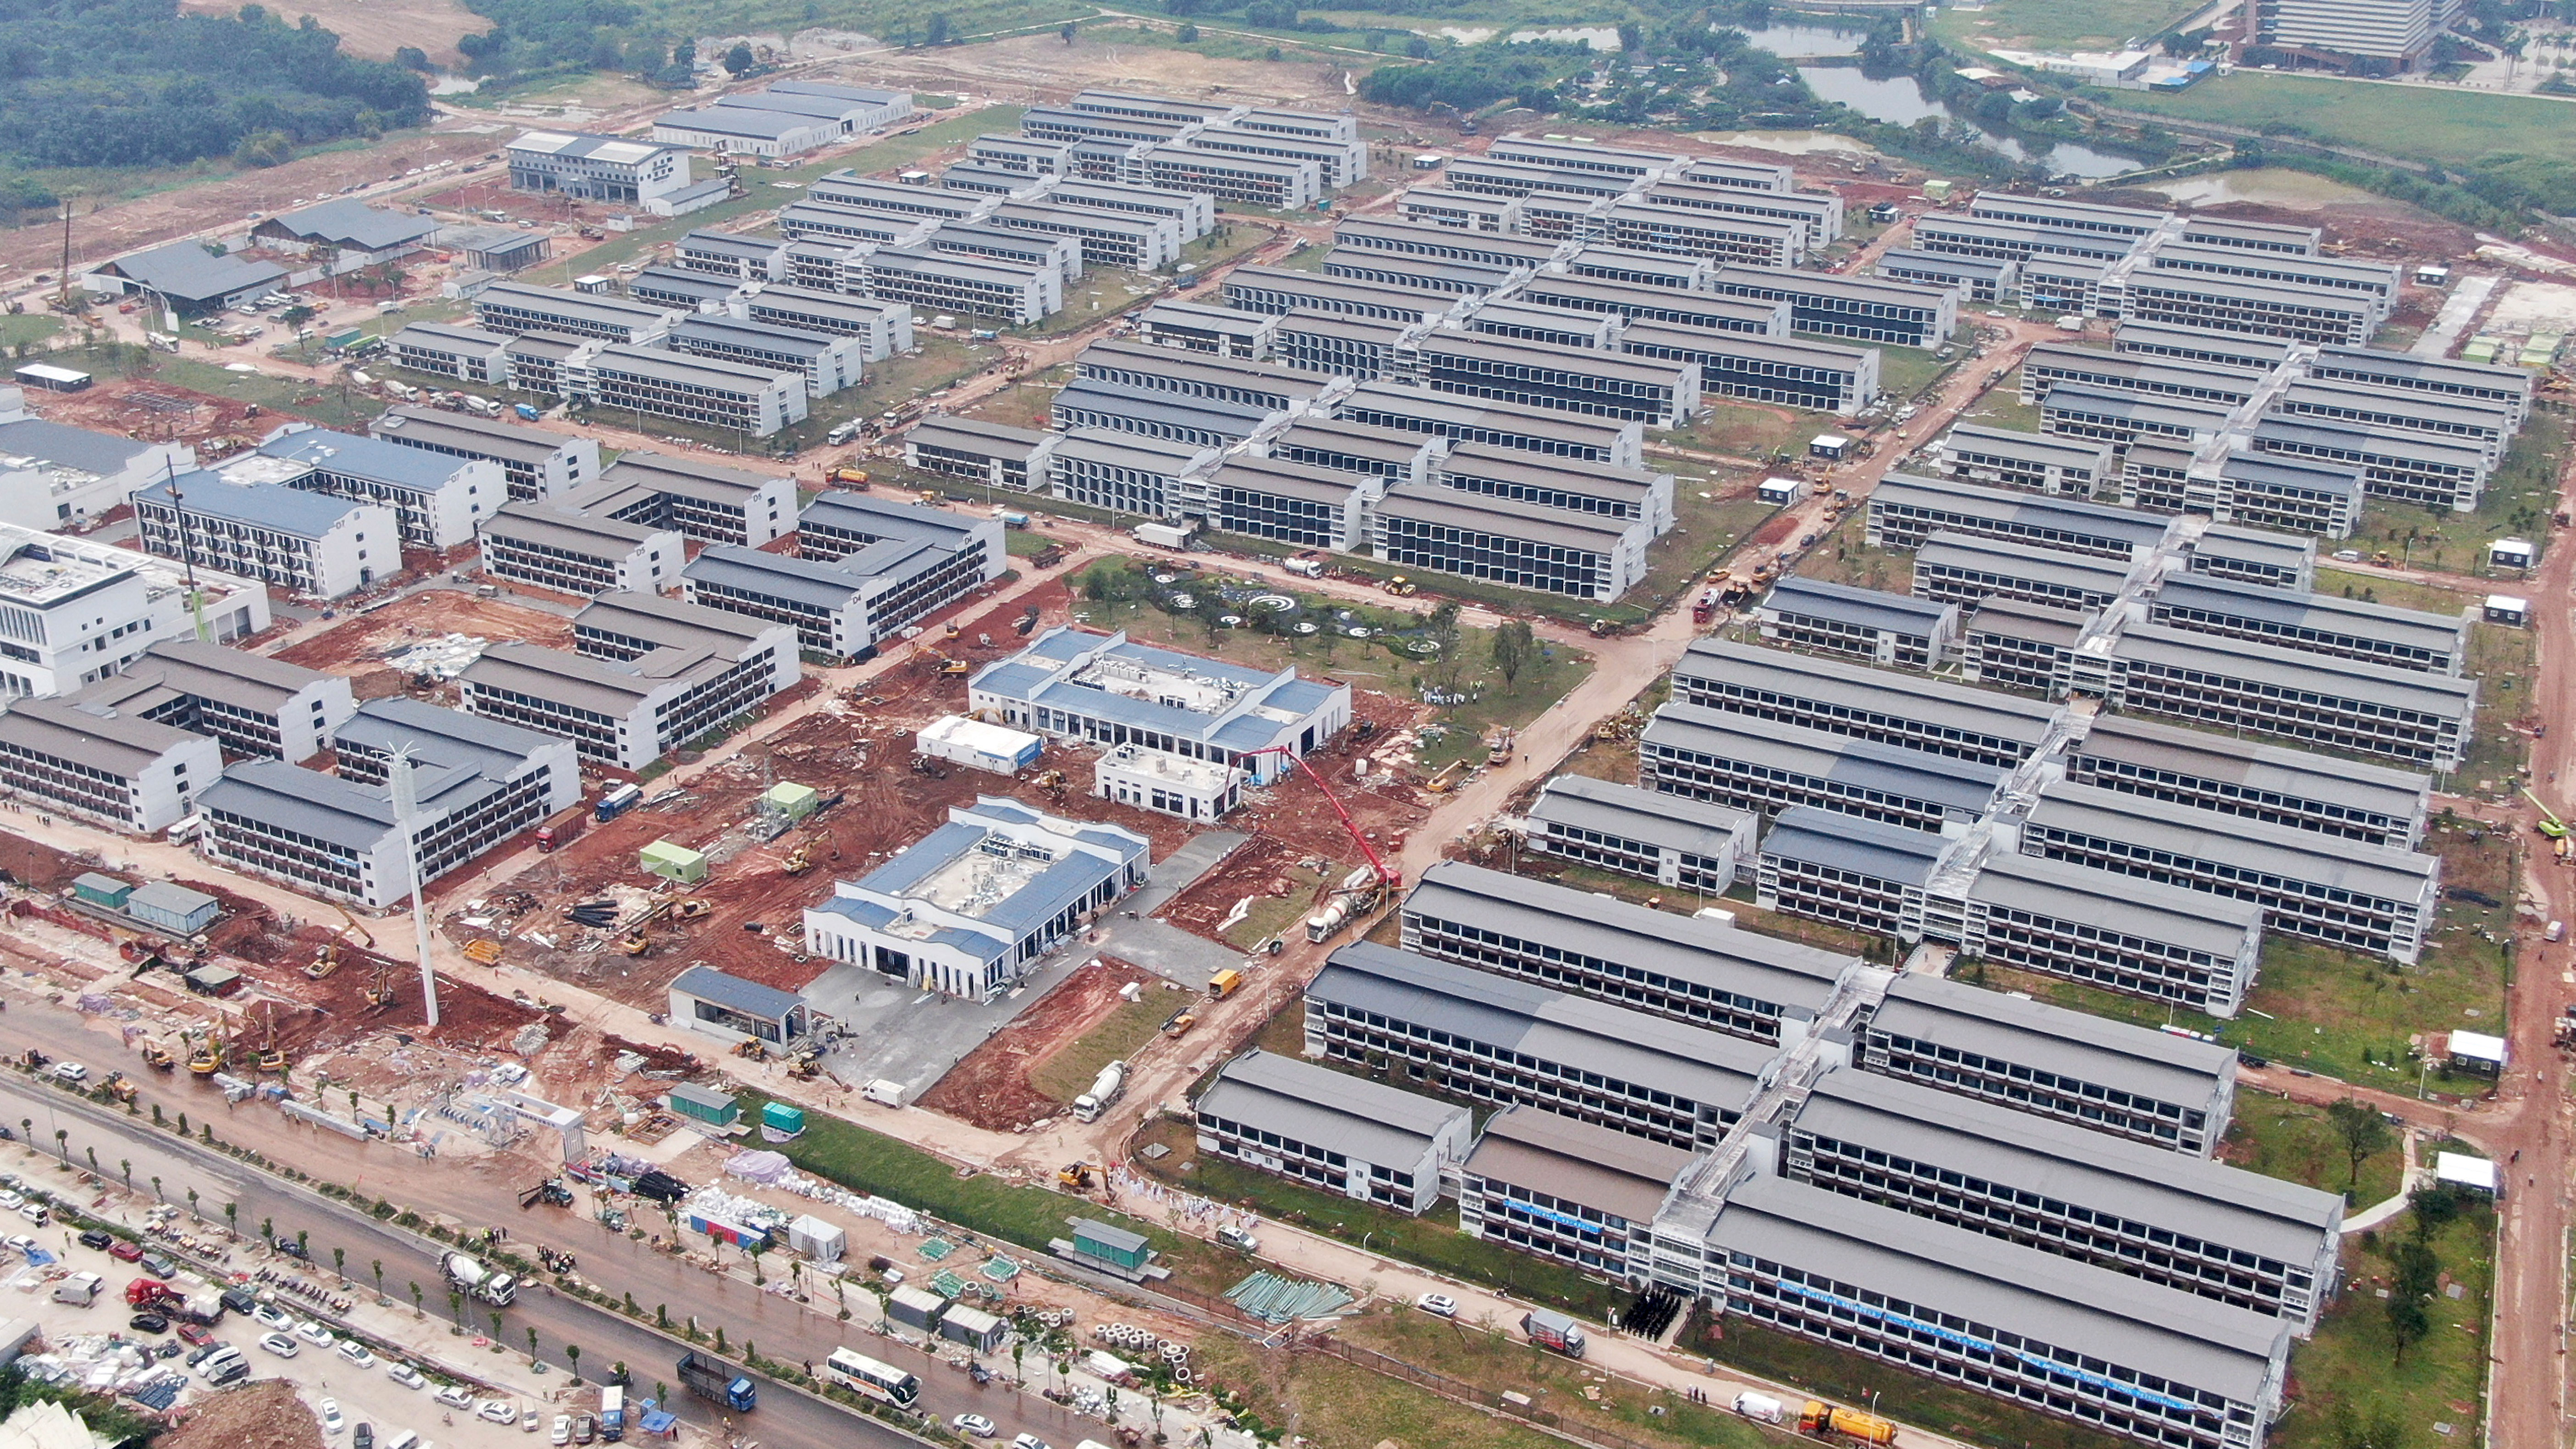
[49,1062,86,1083]
[432,1385,475,1411]
[128,1313,170,1333]
[476,1401,516,1426]
[252,1305,293,1331]
[551,1417,572,1447]
[320,1400,345,1436]
[176,1323,210,1347]
[139,1253,176,1277]
[1416,1293,1459,1319]
[293,1320,335,1348]
[951,1415,998,1438]
[354,1426,375,1449]
[77,1229,112,1251]
[387,1363,427,1391]
[257,1333,299,1358]
[337,1341,376,1368]
[107,1239,144,1263]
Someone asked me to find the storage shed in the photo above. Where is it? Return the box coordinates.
[126,881,221,935]
[787,1213,845,1264]
[641,839,710,885]
[1808,434,1851,461]
[2491,537,2537,572]
[762,782,821,821]
[1070,1218,1151,1272]
[666,1083,741,1128]
[1757,477,1802,506]
[939,1303,1008,1353]
[916,715,1044,775]
[69,874,132,910]
[760,1101,807,1141]
[669,965,814,1047]
[887,1285,950,1332]
[2487,595,2531,627]
[183,965,240,996]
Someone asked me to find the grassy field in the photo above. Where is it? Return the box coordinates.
[2341,407,2568,575]
[1340,1309,1776,1449]
[1179,1326,1633,1449]
[2221,1094,2408,1204]
[2119,70,2576,179]
[1968,816,2511,1089]
[48,343,384,431]
[1956,366,2042,433]
[2276,1202,2494,1449]
[1068,555,1596,771]
[1877,344,1957,402]
[1132,1117,1626,1320]
[1683,1316,2132,1449]
[1782,508,1911,592]
[1028,995,1171,1102]
[1932,0,2204,53]
[1667,399,1818,465]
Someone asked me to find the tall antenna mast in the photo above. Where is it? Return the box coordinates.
[55,197,71,313]
[389,749,442,1029]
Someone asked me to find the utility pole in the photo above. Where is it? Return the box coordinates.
[158,459,211,643]
[55,196,73,312]
[389,750,442,1029]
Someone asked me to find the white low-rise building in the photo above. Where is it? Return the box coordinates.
[969,626,1349,785]
[0,392,195,531]
[134,470,398,601]
[1094,742,1244,821]
[804,797,1150,1000]
[0,523,271,698]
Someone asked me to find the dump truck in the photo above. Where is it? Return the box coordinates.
[1072,1060,1128,1123]
[1799,1403,1896,1445]
[442,1251,518,1307]
[1521,1308,1587,1359]
[677,1351,756,1411]
[535,815,584,852]
[1208,968,1244,999]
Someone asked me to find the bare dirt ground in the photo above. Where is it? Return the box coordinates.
[916,956,1161,1131]
[26,375,315,453]
[179,0,481,66]
[159,1380,326,1449]
[865,28,1360,108]
[2,129,498,283]
[272,591,577,678]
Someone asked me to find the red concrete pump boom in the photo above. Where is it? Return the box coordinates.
[1245,746,1399,893]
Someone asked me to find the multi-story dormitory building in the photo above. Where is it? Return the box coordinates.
[67,639,351,765]
[2146,573,2471,674]
[1874,247,2019,304]
[1373,481,1655,601]
[2068,713,2430,849]
[1224,265,1465,325]
[1620,325,1879,416]
[1194,1050,1474,1215]
[2248,415,2491,513]
[2185,522,2317,592]
[739,287,914,358]
[2020,345,2269,409]
[2099,620,2477,771]
[678,491,1001,661]
[1642,702,2007,833]
[1268,312,1420,380]
[1960,597,2092,695]
[1935,425,2112,498]
[1757,576,1961,668]
[458,591,800,772]
[1669,638,2059,768]
[1336,381,1644,464]
[1332,216,1568,273]
[1700,266,1955,348]
[2023,778,2439,962]
[368,407,597,503]
[0,693,223,833]
[478,503,683,598]
[1868,473,2176,558]
[1307,940,1774,1151]
[2039,385,2235,454]
[1459,1106,1692,1281]
[1321,246,1523,299]
[1913,530,2138,611]
[1207,457,1376,550]
[2112,321,2298,372]
[1522,774,1758,893]
[904,417,1061,493]
[0,525,271,699]
[2125,449,2365,539]
[243,426,501,551]
[1786,1065,2341,1329]
[1514,273,1789,336]
[627,264,751,313]
[472,282,680,343]
[1403,859,1854,1044]
[1910,211,2141,265]
[1417,331,1698,425]
[579,342,807,438]
[1598,202,1807,270]
[135,472,398,600]
[662,315,867,398]
[557,453,796,548]
[197,698,581,909]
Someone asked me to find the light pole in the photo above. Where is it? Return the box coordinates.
[388,750,442,1028]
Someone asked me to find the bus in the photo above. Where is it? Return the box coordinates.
[825,1348,923,1409]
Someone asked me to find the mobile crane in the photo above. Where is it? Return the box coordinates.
[1244,745,1402,906]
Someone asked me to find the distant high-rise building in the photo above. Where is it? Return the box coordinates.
[2257,0,2438,65]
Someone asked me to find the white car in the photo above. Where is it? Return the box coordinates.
[1013,1436,1053,1449]
[433,1385,475,1411]
[522,1408,540,1432]
[0,1193,24,1213]
[257,1332,299,1358]
[251,1304,293,1332]
[3,1235,37,1258]
[552,1417,572,1446]
[951,1416,998,1439]
[387,1363,426,1391]
[1415,1293,1459,1319]
[293,1320,336,1348]
[476,1400,517,1425]
[320,1399,345,1435]
[48,1062,85,1083]
[336,1341,376,1368]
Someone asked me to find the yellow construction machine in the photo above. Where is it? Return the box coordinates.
[304,941,342,980]
[779,846,812,876]
[615,929,650,956]
[185,1029,223,1076]
[1382,575,1418,597]
[138,1042,174,1072]
[1057,1162,1095,1190]
[672,897,713,920]
[462,938,503,965]
[101,1073,137,1105]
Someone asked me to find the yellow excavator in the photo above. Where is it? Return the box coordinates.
[304,941,341,980]
[185,1028,224,1077]
[779,846,812,876]
[362,961,398,1012]
[253,1007,287,1074]
[138,1041,174,1071]
[615,929,650,956]
[672,898,713,921]
[1057,1161,1095,1190]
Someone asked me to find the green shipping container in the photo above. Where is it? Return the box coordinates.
[761,1102,806,1137]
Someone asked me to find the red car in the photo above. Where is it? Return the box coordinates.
[175,1323,210,1346]
[106,1240,144,1263]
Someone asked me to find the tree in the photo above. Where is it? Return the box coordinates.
[52,1129,65,1161]
[1490,619,1537,687]
[527,1326,540,1360]
[223,1202,237,1233]
[1405,33,1432,56]
[395,44,431,70]
[723,41,756,77]
[117,1159,130,1192]
[410,1281,424,1315]
[1177,22,1199,41]
[372,1259,385,1299]
[448,1289,465,1328]
[925,13,952,44]
[1245,0,1296,27]
[2330,1400,2410,1449]
[2385,1289,2430,1363]
[1060,21,1078,42]
[333,1246,347,1281]
[1616,21,1642,53]
[566,1344,581,1384]
[2326,1099,2394,1195]
[295,1229,310,1259]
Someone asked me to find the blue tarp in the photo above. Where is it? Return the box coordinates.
[21,1247,55,1266]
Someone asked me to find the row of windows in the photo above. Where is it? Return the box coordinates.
[2148,602,2454,672]
[1647,745,1970,835]
[2065,756,2408,844]
[1917,560,2123,612]
[2109,665,2462,763]
[1404,910,1779,1040]
[1333,405,1613,462]
[1078,360,1294,411]
[1323,258,1497,298]
[1867,499,2145,559]
[1673,675,2039,769]
[1312,1010,1722,1150]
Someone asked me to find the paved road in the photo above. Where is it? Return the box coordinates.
[0,1014,1068,1449]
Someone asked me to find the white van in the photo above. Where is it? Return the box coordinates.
[52,1272,100,1305]
[382,1432,422,1449]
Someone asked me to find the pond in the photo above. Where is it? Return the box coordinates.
[1795,66,2140,178]
[1733,22,1867,57]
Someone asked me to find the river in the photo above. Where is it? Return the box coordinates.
[1794,65,2140,178]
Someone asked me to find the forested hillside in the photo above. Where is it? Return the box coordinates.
[0,0,431,171]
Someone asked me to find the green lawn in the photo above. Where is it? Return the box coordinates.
[2276,1203,2493,1449]
[1784,508,1911,592]
[2118,70,2576,182]
[1966,816,2511,1090]
[2340,406,2567,575]
[1933,0,2204,53]
[0,314,63,348]
[1667,399,1820,465]
[1134,1118,1627,1320]
[47,343,384,430]
[1684,1316,2132,1449]
[1957,366,2043,433]
[2220,1094,2408,1205]
[1068,556,1597,771]
[1341,1310,1775,1449]
[1028,995,1173,1102]
[1877,344,1956,402]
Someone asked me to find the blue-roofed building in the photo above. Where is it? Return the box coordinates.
[134,471,399,600]
[970,627,1351,786]
[254,424,506,549]
[669,964,818,1047]
[803,796,1150,999]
